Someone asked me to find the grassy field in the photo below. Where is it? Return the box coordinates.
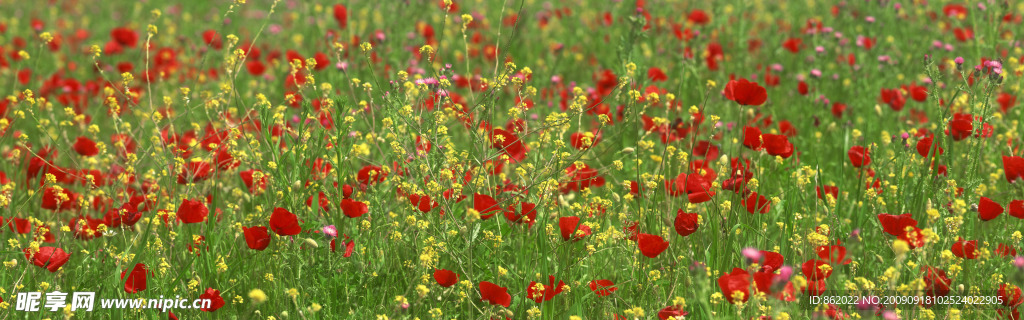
[1,0,1023,319]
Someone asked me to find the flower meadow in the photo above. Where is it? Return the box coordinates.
[1,0,1024,319]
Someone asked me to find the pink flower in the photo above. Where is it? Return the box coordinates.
[742,247,762,263]
[883,311,898,320]
[322,225,338,238]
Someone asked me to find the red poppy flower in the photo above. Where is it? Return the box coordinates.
[979,197,1004,221]
[504,202,537,228]
[743,192,771,214]
[332,4,348,28]
[762,134,793,158]
[898,226,926,249]
[305,192,331,212]
[269,207,301,236]
[473,193,504,220]
[717,268,751,304]
[24,247,71,272]
[693,140,720,158]
[999,284,1023,307]
[479,281,512,307]
[816,185,839,201]
[246,60,266,75]
[1009,200,1024,219]
[951,237,978,259]
[110,133,137,156]
[816,242,851,265]
[527,275,566,303]
[751,270,779,296]
[589,279,617,297]
[560,163,606,193]
[758,250,785,272]
[70,215,105,240]
[242,226,271,251]
[177,198,209,224]
[113,202,142,227]
[921,266,951,298]
[674,210,699,237]
[433,269,459,287]
[7,217,31,234]
[340,198,369,218]
[647,67,668,82]
[947,113,993,141]
[658,306,689,320]
[41,187,79,211]
[1004,156,1024,183]
[724,79,768,106]
[341,184,354,199]
[622,221,639,241]
[996,243,1018,257]
[202,30,222,49]
[997,93,1017,113]
[831,102,847,118]
[664,172,715,203]
[330,235,355,257]
[73,136,99,156]
[743,126,763,150]
[409,194,440,214]
[943,4,968,18]
[948,114,973,141]
[848,146,870,167]
[122,263,148,293]
[901,82,928,102]
[110,27,139,47]
[15,68,31,85]
[187,235,210,256]
[782,38,802,53]
[198,288,226,312]
[312,52,329,71]
[558,216,590,241]
[779,120,797,136]
[177,161,213,184]
[687,9,709,25]
[915,136,944,158]
[489,128,526,162]
[570,131,601,150]
[357,165,388,185]
[637,233,669,258]
[804,279,828,296]
[877,213,918,236]
[953,27,973,42]
[880,88,906,111]
[305,158,333,180]
[997,307,1020,320]
[802,259,833,281]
